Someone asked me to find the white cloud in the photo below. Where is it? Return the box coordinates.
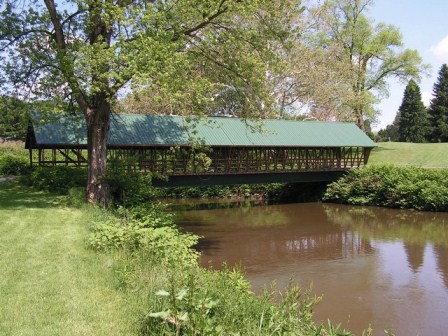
[430,35,448,62]
[422,91,433,107]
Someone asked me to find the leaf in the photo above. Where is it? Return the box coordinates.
[148,310,170,319]
[178,312,189,321]
[176,288,188,301]
[155,289,170,297]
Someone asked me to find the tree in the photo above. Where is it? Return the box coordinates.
[0,0,298,205]
[312,0,427,129]
[428,64,448,142]
[397,79,428,143]
[0,95,29,140]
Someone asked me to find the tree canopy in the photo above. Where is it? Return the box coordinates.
[0,0,300,205]
[309,0,427,129]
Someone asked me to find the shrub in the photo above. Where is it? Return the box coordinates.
[0,155,29,176]
[141,266,344,336]
[89,203,199,267]
[24,166,87,194]
[324,165,448,211]
[106,158,160,206]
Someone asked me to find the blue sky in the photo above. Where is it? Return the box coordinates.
[368,0,448,130]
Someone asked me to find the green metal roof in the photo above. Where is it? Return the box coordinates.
[29,113,376,148]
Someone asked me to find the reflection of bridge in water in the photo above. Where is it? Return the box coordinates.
[26,114,376,186]
[284,231,373,259]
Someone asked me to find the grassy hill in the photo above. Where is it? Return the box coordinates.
[369,142,448,168]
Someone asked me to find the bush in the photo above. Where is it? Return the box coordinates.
[0,155,29,176]
[324,165,448,211]
[158,183,286,199]
[89,203,199,268]
[143,268,324,336]
[106,158,160,206]
[24,166,87,194]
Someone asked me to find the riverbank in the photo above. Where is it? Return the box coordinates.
[1,180,356,335]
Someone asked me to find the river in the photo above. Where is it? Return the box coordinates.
[172,200,448,336]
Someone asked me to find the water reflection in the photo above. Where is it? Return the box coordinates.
[323,204,448,291]
[404,242,425,272]
[434,245,448,289]
[323,204,448,245]
[175,201,448,335]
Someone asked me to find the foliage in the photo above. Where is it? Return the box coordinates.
[89,203,200,266]
[0,154,28,176]
[105,158,159,206]
[0,95,29,139]
[323,165,448,211]
[376,114,400,142]
[23,166,87,194]
[397,79,429,142]
[309,0,427,129]
[144,271,327,336]
[87,190,365,335]
[0,141,29,176]
[428,64,448,142]
[159,183,285,199]
[0,0,303,205]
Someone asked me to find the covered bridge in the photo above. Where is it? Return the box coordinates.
[26,113,376,186]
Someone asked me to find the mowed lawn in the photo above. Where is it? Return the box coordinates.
[0,182,138,336]
[369,142,448,168]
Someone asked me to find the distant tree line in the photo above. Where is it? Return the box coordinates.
[378,64,448,143]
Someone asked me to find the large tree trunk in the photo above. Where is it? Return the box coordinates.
[85,101,111,207]
[355,109,365,131]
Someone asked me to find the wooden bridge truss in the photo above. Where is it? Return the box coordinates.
[31,145,371,176]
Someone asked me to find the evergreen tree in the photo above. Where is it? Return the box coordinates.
[428,64,448,142]
[397,80,428,143]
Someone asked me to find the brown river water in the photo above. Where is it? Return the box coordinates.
[172,200,448,336]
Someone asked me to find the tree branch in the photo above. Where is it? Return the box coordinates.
[175,0,231,40]
[0,29,53,52]
[43,0,66,49]
[43,0,88,112]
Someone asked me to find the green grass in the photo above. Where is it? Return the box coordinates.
[0,141,27,158]
[369,142,448,168]
[0,182,140,336]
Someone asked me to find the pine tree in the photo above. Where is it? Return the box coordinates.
[397,79,429,143]
[428,64,448,142]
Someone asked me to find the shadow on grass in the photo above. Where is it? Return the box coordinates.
[0,181,65,210]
